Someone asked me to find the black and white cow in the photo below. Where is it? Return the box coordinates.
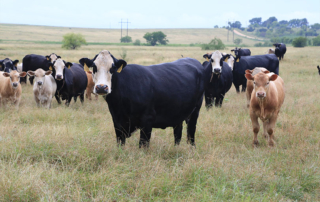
[80,50,211,148]
[232,54,279,93]
[231,47,251,61]
[22,53,60,84]
[202,51,233,108]
[49,59,87,106]
[273,43,287,61]
[0,58,19,72]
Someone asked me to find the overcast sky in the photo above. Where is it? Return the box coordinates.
[0,0,319,29]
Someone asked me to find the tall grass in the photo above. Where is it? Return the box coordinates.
[0,37,319,200]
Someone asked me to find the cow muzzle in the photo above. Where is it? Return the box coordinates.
[214,68,221,74]
[56,74,63,80]
[37,81,43,86]
[256,92,266,98]
[12,82,18,88]
[95,84,109,95]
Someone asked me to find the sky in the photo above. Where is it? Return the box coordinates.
[0,0,319,29]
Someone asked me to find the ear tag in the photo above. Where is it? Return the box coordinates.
[236,58,239,62]
[67,65,71,69]
[49,66,53,71]
[84,63,90,72]
[224,58,228,62]
[206,58,210,62]
[117,64,123,73]
[47,57,50,61]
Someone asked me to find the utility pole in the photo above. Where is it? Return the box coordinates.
[119,19,131,39]
[119,19,123,39]
[227,20,229,42]
[233,19,235,42]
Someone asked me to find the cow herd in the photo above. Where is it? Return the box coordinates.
[0,45,289,148]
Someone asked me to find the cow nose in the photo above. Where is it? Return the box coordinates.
[214,68,221,73]
[56,75,62,80]
[95,84,109,94]
[257,92,265,97]
[38,81,43,86]
[12,82,18,87]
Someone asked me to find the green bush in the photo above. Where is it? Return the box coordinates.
[133,39,141,46]
[120,36,132,43]
[61,33,86,50]
[254,41,272,47]
[143,31,168,46]
[234,38,242,45]
[292,37,307,47]
[312,36,320,46]
[201,38,225,50]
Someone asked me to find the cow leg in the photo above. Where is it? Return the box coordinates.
[29,76,34,85]
[234,84,240,93]
[204,92,213,109]
[263,120,268,139]
[187,99,201,146]
[173,122,183,145]
[65,96,72,107]
[115,129,126,146]
[95,94,98,100]
[267,115,278,147]
[139,112,155,148]
[73,96,77,103]
[55,93,61,104]
[241,82,247,93]
[79,93,84,104]
[250,111,260,147]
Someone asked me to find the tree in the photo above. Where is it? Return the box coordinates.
[133,39,141,46]
[230,21,242,29]
[262,17,277,28]
[234,38,242,45]
[249,17,262,25]
[120,36,132,43]
[214,25,219,28]
[143,31,169,46]
[62,33,86,50]
[292,37,307,47]
[312,36,320,46]
[311,23,320,30]
[201,38,225,50]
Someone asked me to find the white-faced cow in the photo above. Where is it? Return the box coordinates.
[0,70,27,108]
[245,72,285,147]
[80,50,211,148]
[202,51,233,108]
[27,69,57,108]
[49,59,87,106]
[0,58,19,73]
[22,53,60,84]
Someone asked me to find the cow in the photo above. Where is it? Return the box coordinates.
[221,54,235,70]
[245,72,285,147]
[232,54,279,93]
[273,43,287,61]
[0,70,27,108]
[231,47,251,61]
[317,66,319,75]
[22,53,60,85]
[79,59,98,100]
[49,59,87,106]
[27,69,57,108]
[245,67,270,108]
[80,50,211,148]
[0,58,19,72]
[266,48,275,54]
[202,51,233,108]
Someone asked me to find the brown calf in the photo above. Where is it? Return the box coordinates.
[245,67,269,108]
[85,71,98,100]
[0,70,27,108]
[245,72,285,147]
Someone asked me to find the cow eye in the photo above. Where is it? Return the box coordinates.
[253,81,256,85]
[43,75,45,77]
[266,82,269,85]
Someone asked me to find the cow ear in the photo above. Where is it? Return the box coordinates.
[263,70,270,74]
[66,62,73,69]
[269,74,278,81]
[27,71,35,76]
[245,73,254,80]
[203,54,209,59]
[317,66,319,70]
[57,55,61,59]
[239,48,241,50]
[46,55,50,61]
[115,59,127,73]
[19,72,27,77]
[45,70,52,75]
[220,59,223,67]
[48,62,53,71]
[231,49,234,52]
[13,60,19,67]
[3,72,10,77]
[245,69,252,74]
[79,58,92,72]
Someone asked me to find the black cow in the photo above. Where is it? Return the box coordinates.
[49,59,87,106]
[317,66,320,75]
[0,58,19,72]
[22,53,60,84]
[232,54,279,93]
[80,50,212,148]
[273,43,287,61]
[202,51,233,108]
[231,47,251,61]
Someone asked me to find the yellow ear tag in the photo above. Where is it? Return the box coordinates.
[224,58,228,62]
[206,57,210,62]
[117,64,123,73]
[84,63,90,72]
[67,65,71,69]
[49,66,53,70]
[236,58,239,62]
[47,57,49,61]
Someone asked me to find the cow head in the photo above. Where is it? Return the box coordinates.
[0,58,19,73]
[46,53,61,63]
[3,70,27,89]
[209,51,223,74]
[49,59,72,80]
[231,47,241,56]
[245,72,278,99]
[79,50,127,95]
[245,67,269,76]
[221,54,235,70]
[317,66,320,75]
[27,69,52,88]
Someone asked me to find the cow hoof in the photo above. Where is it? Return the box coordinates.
[253,140,259,147]
[268,140,275,147]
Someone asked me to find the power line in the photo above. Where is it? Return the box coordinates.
[119,19,131,39]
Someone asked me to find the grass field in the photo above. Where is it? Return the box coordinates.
[0,24,320,201]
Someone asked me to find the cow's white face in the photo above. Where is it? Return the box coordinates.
[210,51,223,74]
[50,54,58,62]
[3,70,26,89]
[28,69,52,88]
[52,59,65,80]
[227,55,234,71]
[92,50,114,95]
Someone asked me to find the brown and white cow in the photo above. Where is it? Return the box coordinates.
[245,72,285,147]
[245,67,270,108]
[27,69,57,108]
[0,70,27,108]
[85,71,98,100]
